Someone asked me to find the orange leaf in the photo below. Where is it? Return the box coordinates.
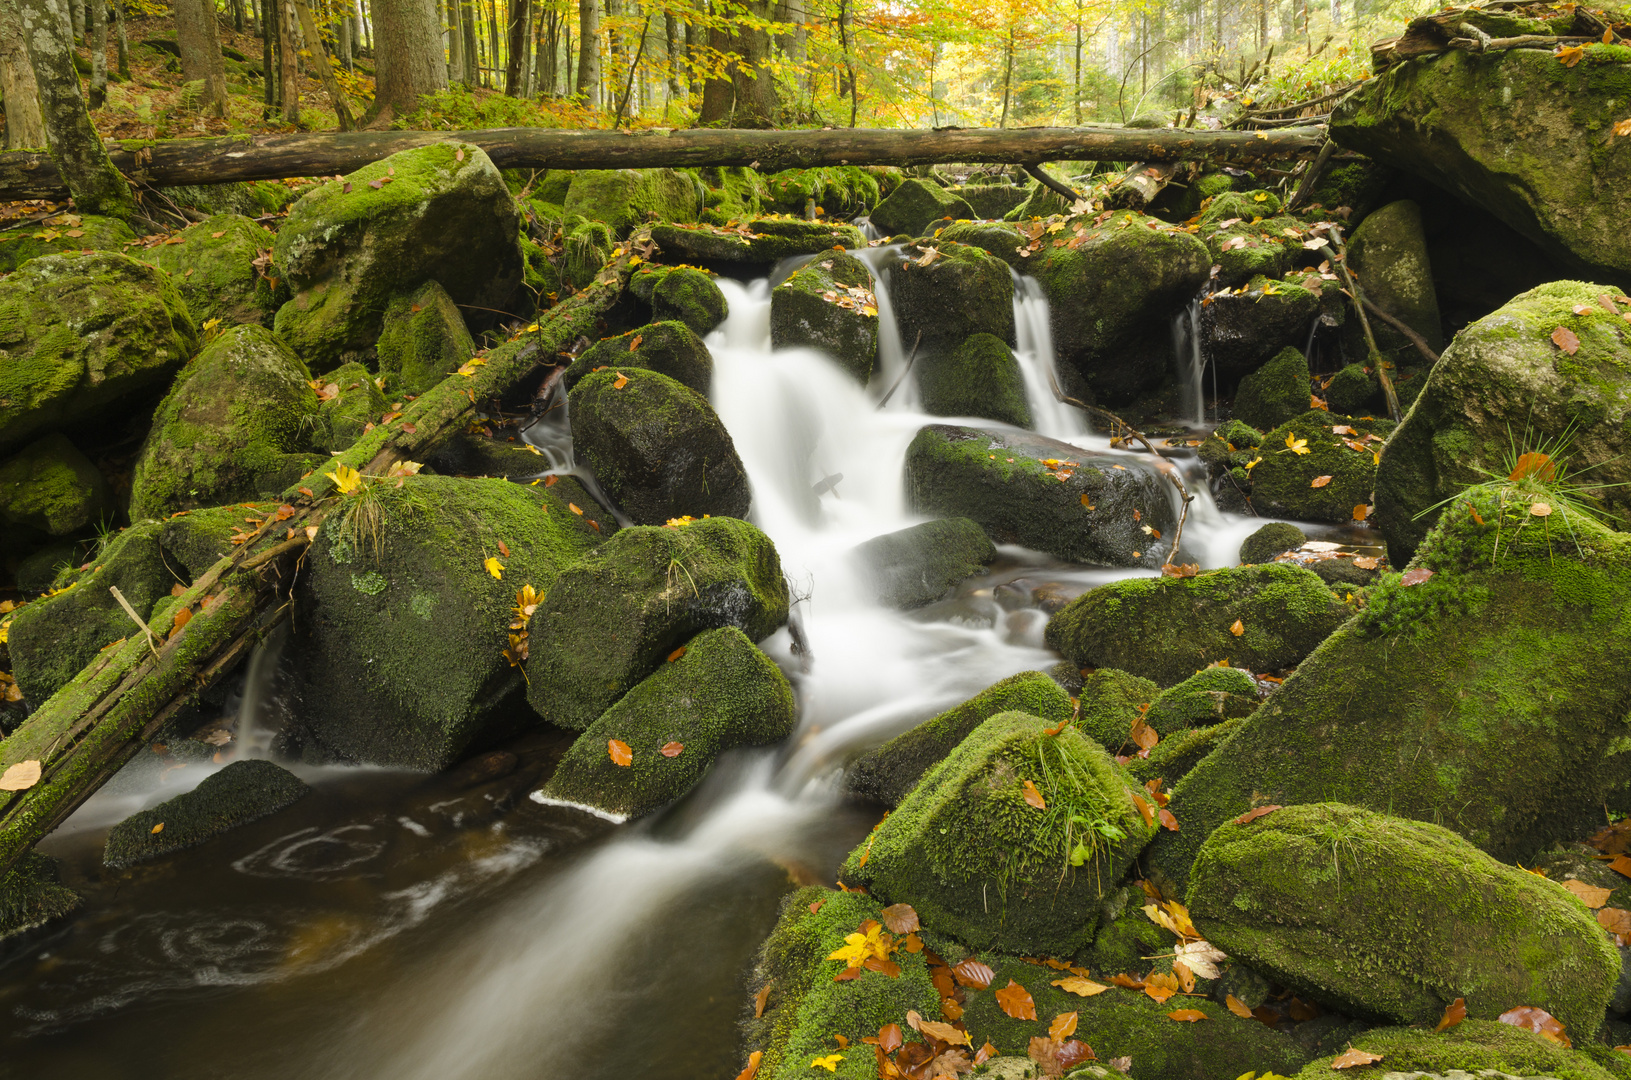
[1552,326,1581,354]
[1167,1009,1207,1022]
[612,373,630,389]
[1498,1006,1570,1047]
[974,1043,997,1065]
[1048,1011,1079,1040]
[1108,973,1145,989]
[660,741,684,757]
[1052,975,1112,997]
[1310,475,1333,488]
[876,1024,903,1053]
[1233,805,1283,825]
[628,334,644,352]
[1330,1046,1384,1068]
[1129,717,1159,751]
[908,1011,970,1046]
[1173,959,1196,994]
[754,984,771,1018]
[1353,504,1369,522]
[1563,880,1613,908]
[995,979,1037,1020]
[1598,907,1631,938]
[1131,793,1156,827]
[1229,619,1244,637]
[607,739,633,766]
[1400,568,1435,586]
[1159,808,1180,832]
[1556,43,1586,66]
[952,959,995,989]
[1608,855,1631,878]
[880,903,920,934]
[733,1050,762,1080]
[569,503,584,515]
[1509,452,1557,482]
[1022,779,1047,809]
[171,606,193,634]
[1226,994,1253,1018]
[1435,997,1466,1033]
[497,540,510,557]
[667,646,688,662]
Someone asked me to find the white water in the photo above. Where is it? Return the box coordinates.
[1173,293,1207,427]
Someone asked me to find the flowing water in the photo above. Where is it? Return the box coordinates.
[0,257,1278,1079]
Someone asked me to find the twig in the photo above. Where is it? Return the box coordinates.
[1329,225,1403,423]
[876,330,924,408]
[1022,163,1081,205]
[1361,298,1440,366]
[612,11,654,129]
[1286,138,1337,211]
[1238,82,1360,119]
[109,586,159,658]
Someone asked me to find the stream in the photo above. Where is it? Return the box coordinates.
[0,258,1290,1079]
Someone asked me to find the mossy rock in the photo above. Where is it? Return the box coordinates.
[313,360,388,452]
[374,280,475,395]
[1201,277,1321,387]
[934,220,1029,271]
[1150,483,1631,897]
[422,431,551,478]
[849,517,996,610]
[1344,198,1443,360]
[562,168,701,236]
[1374,281,1631,566]
[159,501,285,576]
[0,433,111,538]
[650,265,727,337]
[918,332,1033,428]
[569,367,749,525]
[0,852,80,943]
[1197,194,1310,289]
[128,324,325,520]
[1329,47,1631,285]
[1233,346,1312,431]
[1239,521,1308,565]
[561,219,614,289]
[153,179,297,218]
[1296,1019,1620,1080]
[1124,717,1244,787]
[693,165,769,224]
[650,219,867,270]
[1072,668,1160,751]
[1143,665,1258,734]
[272,142,523,369]
[0,251,198,455]
[524,516,789,730]
[1189,803,1620,1037]
[839,711,1156,956]
[762,166,882,218]
[768,252,879,384]
[536,626,794,820]
[139,213,288,329]
[291,474,607,769]
[953,184,1030,220]
[890,241,1015,359]
[102,760,310,868]
[1004,180,1072,221]
[1045,563,1348,688]
[1305,159,1393,219]
[904,424,1175,567]
[1323,361,1383,415]
[564,320,713,398]
[868,177,975,237]
[1250,410,1392,524]
[1169,170,1236,218]
[845,670,1073,806]
[0,212,135,273]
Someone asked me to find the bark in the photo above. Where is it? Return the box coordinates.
[700,0,776,127]
[0,3,48,149]
[176,0,228,117]
[262,0,276,109]
[484,0,500,86]
[662,9,678,105]
[446,0,464,82]
[67,0,83,40]
[113,0,128,79]
[1104,159,1177,210]
[14,0,134,216]
[575,0,598,104]
[0,124,1329,199]
[460,0,477,83]
[369,0,447,126]
[88,0,106,109]
[504,0,529,94]
[276,0,299,122]
[292,0,355,128]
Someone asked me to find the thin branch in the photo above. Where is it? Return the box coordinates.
[1286,138,1337,211]
[876,330,924,408]
[1329,225,1403,422]
[1362,297,1441,366]
[1023,163,1081,205]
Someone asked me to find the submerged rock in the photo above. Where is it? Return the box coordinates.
[916,332,1032,428]
[768,252,879,383]
[868,177,974,237]
[525,516,788,730]
[1045,563,1347,687]
[839,711,1155,955]
[563,321,712,398]
[849,517,995,610]
[103,760,310,868]
[1188,803,1619,1036]
[139,213,288,329]
[0,433,111,538]
[1248,410,1392,525]
[1231,346,1311,430]
[650,220,866,270]
[904,424,1176,567]
[0,852,80,943]
[535,627,794,820]
[373,280,476,395]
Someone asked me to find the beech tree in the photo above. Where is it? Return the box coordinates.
[175,0,230,117]
[0,2,48,148]
[369,0,449,125]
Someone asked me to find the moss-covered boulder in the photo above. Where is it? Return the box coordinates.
[845,670,1073,807]
[1233,346,1311,430]
[373,279,475,395]
[422,431,550,478]
[139,213,288,328]
[535,627,794,820]
[0,251,198,455]
[1151,481,1631,895]
[650,265,727,337]
[561,218,613,289]
[103,760,310,868]
[569,367,749,525]
[1375,280,1631,566]
[1345,198,1443,360]
[0,852,80,943]
[1197,191,1311,288]
[562,168,700,236]
[291,474,608,769]
[1201,277,1321,386]
[1071,667,1161,751]
[849,517,996,610]
[154,179,298,219]
[1295,1019,1624,1080]
[905,424,1176,567]
[1239,520,1307,565]
[917,333,1032,428]
[768,252,879,384]
[840,711,1155,955]
[762,165,882,218]
[1027,212,1211,404]
[890,241,1015,360]
[1330,46,1631,285]
[650,219,866,270]
[313,360,388,452]
[524,517,788,730]
[272,142,523,369]
[1144,665,1258,734]
[952,183,1030,220]
[868,177,975,237]
[1249,410,1391,524]
[564,321,713,398]
[934,220,1029,270]
[0,433,111,538]
[0,212,135,273]
[1188,803,1619,1036]
[694,165,769,224]
[1045,563,1347,687]
[128,325,324,520]
[1125,718,1243,788]
[1323,361,1383,415]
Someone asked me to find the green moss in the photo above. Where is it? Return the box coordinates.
[153,179,298,218]
[951,184,1030,220]
[868,177,975,237]
[374,280,476,395]
[562,168,701,236]
[768,252,879,384]
[315,361,388,451]
[0,212,135,273]
[525,516,789,730]
[691,166,769,224]
[159,501,282,576]
[850,517,996,610]
[1306,159,1393,217]
[1125,717,1243,787]
[650,266,728,336]
[103,760,309,868]
[566,321,713,398]
[0,433,111,537]
[0,852,80,942]
[1239,521,1307,565]
[649,219,867,269]
[845,670,1073,806]
[1323,362,1381,415]
[917,333,1033,428]
[1233,346,1311,430]
[891,241,1015,358]
[1143,666,1258,735]
[762,167,882,218]
[1071,668,1160,750]
[139,214,288,329]
[561,219,613,289]
[1298,1020,1617,1080]
[1249,410,1392,524]
[539,626,794,819]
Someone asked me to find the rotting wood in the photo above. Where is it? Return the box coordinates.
[1104,160,1177,211]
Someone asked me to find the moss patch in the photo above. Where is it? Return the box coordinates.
[768,252,879,384]
[849,517,996,610]
[564,320,713,398]
[869,177,975,237]
[1249,410,1392,524]
[0,432,111,537]
[0,212,135,274]
[918,333,1032,428]
[103,760,310,868]
[0,852,80,943]
[1233,346,1312,430]
[374,280,476,395]
[139,213,288,329]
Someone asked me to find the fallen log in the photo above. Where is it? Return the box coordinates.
[0,234,647,877]
[0,124,1327,201]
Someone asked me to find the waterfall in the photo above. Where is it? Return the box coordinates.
[1172,292,1208,428]
[1011,272,1087,440]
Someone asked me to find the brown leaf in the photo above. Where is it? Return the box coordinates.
[1022,779,1047,809]
[1353,556,1380,570]
[1158,808,1179,832]
[880,903,920,934]
[909,1012,970,1046]
[1599,907,1631,939]
[1310,475,1333,488]
[1399,568,1434,587]
[1229,618,1245,637]
[1048,1011,1079,1041]
[1226,994,1253,1018]
[1233,805,1283,825]
[1435,997,1467,1032]
[1131,793,1156,828]
[1498,1005,1571,1047]
[1330,1046,1384,1068]
[660,741,684,757]
[170,606,193,636]
[1608,854,1631,878]
[995,979,1037,1020]
[974,1043,997,1065]
[1353,504,1369,522]
[877,1024,904,1054]
[1332,424,1357,435]
[1129,717,1159,751]
[1167,1008,1207,1022]
[1054,1040,1095,1070]
[1552,326,1581,354]
[1510,451,1557,482]
[667,646,688,662]
[0,760,43,791]
[753,983,771,1018]
[952,959,995,989]
[607,739,633,766]
[1563,880,1613,908]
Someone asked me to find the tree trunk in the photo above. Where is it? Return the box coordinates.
[292,0,355,128]
[460,0,477,83]
[999,28,1013,128]
[67,0,84,41]
[88,0,106,108]
[485,0,500,86]
[575,0,598,104]
[369,0,447,125]
[446,0,463,82]
[339,3,354,70]
[263,0,276,110]
[113,0,129,78]
[0,3,48,149]
[276,0,299,122]
[176,0,229,117]
[504,0,529,94]
[14,0,134,216]
[662,9,678,106]
[701,0,776,127]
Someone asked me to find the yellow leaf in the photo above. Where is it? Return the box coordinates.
[809,1054,843,1072]
[151,822,164,834]
[484,557,504,579]
[325,463,364,495]
[1245,456,1262,471]
[1052,975,1112,997]
[1284,433,1310,455]
[1229,619,1244,637]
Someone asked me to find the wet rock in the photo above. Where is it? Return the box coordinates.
[0,852,80,943]
[917,332,1032,428]
[1239,521,1307,564]
[839,711,1155,955]
[763,166,882,218]
[272,142,524,369]
[1249,410,1392,525]
[849,517,995,610]
[569,367,749,524]
[649,219,867,271]
[1330,46,1631,285]
[128,325,325,520]
[844,670,1073,806]
[650,266,728,337]
[1201,278,1320,387]
[1045,563,1347,688]
[562,167,701,236]
[694,165,770,225]
[154,179,297,219]
[525,516,788,730]
[890,241,1015,359]
[292,474,610,770]
[1375,281,1631,566]
[0,212,134,273]
[1072,667,1160,750]
[1345,199,1443,361]
[1298,1020,1624,1080]
[1323,361,1384,415]
[868,177,975,237]
[904,424,1176,567]
[0,433,111,538]
[564,321,713,398]
[423,431,550,478]
[768,252,879,384]
[1198,190,1309,288]
[139,213,288,329]
[0,251,198,455]
[535,626,794,820]
[373,280,475,395]
[103,760,310,868]
[1143,665,1258,734]
[1188,803,1619,1036]
[1232,346,1311,430]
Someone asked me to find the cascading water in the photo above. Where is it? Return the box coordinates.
[1172,291,1208,427]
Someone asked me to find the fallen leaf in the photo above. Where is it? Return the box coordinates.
[608,739,633,766]
[170,607,193,636]
[880,903,920,934]
[1167,1008,1207,1022]
[1608,855,1631,878]
[1330,1046,1384,1068]
[733,1050,762,1080]
[569,503,584,515]
[754,984,771,1018]
[1159,808,1180,831]
[908,1011,970,1046]
[1552,326,1581,354]
[1048,1011,1079,1041]
[1284,433,1310,455]
[0,760,42,791]
[952,959,995,989]
[1399,568,1434,587]
[1229,619,1245,637]
[1509,451,1556,482]
[809,1053,843,1072]
[1226,994,1253,1018]
[995,979,1037,1020]
[1353,556,1380,570]
[974,1043,997,1065]
[1022,779,1047,809]
[1353,504,1369,522]
[1175,940,1227,980]
[1234,805,1283,825]
[1530,502,1553,517]
[661,741,684,757]
[1599,907,1631,938]
[876,1024,904,1053]
[667,646,688,662]
[484,556,504,580]
[1556,43,1586,66]
[1311,475,1333,488]
[151,822,164,834]
[1563,880,1613,908]
[1435,997,1467,1032]
[1498,1005,1570,1047]
[1052,975,1112,997]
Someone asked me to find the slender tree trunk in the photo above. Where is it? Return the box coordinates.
[15,0,135,216]
[562,11,571,92]
[575,0,598,104]
[1,5,48,149]
[663,9,678,105]
[370,0,448,125]
[485,0,501,86]
[1073,0,1082,124]
[177,0,230,117]
[88,0,107,108]
[113,0,129,78]
[67,0,84,42]
[277,0,300,122]
[460,0,477,82]
[836,0,855,127]
[339,3,354,69]
[263,0,277,109]
[683,14,694,95]
[999,27,1013,128]
[447,0,464,82]
[292,0,355,128]
[504,0,529,94]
